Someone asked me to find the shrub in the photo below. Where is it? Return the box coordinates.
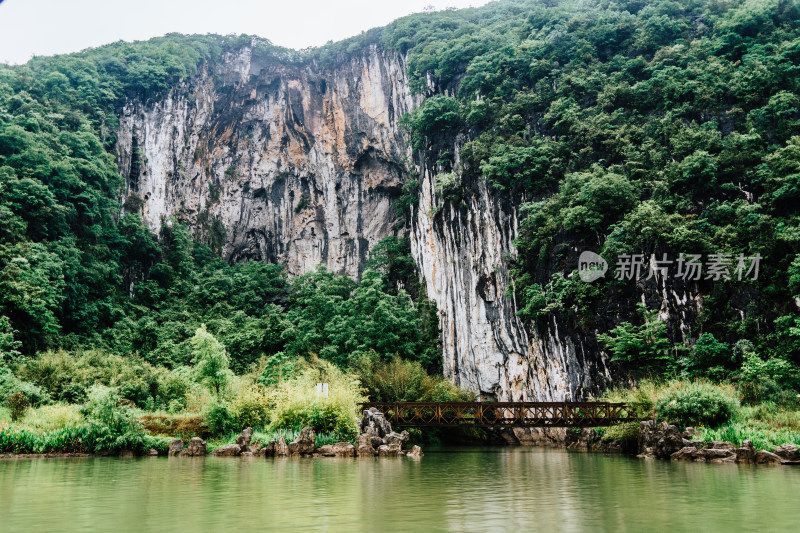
[257,352,301,389]
[6,392,29,421]
[81,385,148,452]
[599,380,658,419]
[0,367,51,406]
[191,326,232,395]
[597,303,672,377]
[350,351,471,403]
[655,381,740,428]
[204,398,235,437]
[268,360,366,438]
[680,333,735,379]
[22,403,83,431]
[229,385,269,429]
[738,378,798,408]
[139,414,210,439]
[58,383,87,403]
[15,350,191,410]
[0,315,21,362]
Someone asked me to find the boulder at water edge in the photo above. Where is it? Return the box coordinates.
[211,444,243,457]
[168,439,184,457]
[773,444,800,462]
[288,427,316,456]
[182,437,207,457]
[360,408,393,438]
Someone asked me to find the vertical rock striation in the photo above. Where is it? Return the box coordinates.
[114,42,614,401]
[408,162,611,401]
[116,44,416,278]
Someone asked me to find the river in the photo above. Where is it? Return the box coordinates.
[1,448,798,532]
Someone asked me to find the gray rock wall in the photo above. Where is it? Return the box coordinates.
[114,43,613,401]
[116,45,415,278]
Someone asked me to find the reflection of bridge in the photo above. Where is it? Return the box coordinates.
[361,402,635,428]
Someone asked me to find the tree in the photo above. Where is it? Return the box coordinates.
[0,315,21,364]
[597,303,672,377]
[190,325,232,395]
[679,332,734,380]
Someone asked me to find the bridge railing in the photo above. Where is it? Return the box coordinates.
[360,401,635,427]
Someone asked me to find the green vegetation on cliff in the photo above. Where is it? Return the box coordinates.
[3,0,800,450]
[386,0,800,400]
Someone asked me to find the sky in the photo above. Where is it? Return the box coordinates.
[0,0,491,65]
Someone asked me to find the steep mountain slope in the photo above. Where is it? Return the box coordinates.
[2,0,800,404]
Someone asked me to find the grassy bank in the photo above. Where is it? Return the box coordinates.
[0,338,468,455]
[596,379,800,451]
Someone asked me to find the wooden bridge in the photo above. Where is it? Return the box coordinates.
[361,402,635,428]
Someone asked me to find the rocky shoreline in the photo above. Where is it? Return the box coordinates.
[1,408,423,460]
[635,420,800,465]
[563,420,800,466]
[4,413,797,466]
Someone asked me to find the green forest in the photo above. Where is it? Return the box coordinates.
[1,0,800,452]
[388,0,800,392]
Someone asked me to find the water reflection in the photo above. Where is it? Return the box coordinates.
[1,448,799,532]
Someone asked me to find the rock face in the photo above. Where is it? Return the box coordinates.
[116,44,414,281]
[113,41,616,402]
[168,439,184,457]
[288,427,316,456]
[409,161,616,400]
[773,444,800,461]
[356,409,417,457]
[183,437,207,457]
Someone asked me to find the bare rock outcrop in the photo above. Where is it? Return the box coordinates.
[755,450,785,465]
[773,444,800,462]
[182,437,207,457]
[274,436,289,457]
[407,445,423,458]
[168,439,184,457]
[210,444,242,457]
[288,427,316,456]
[639,421,684,459]
[237,428,253,449]
[317,443,356,457]
[360,408,393,439]
[735,440,756,463]
[355,409,419,458]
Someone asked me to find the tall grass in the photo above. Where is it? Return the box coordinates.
[600,378,800,450]
[206,426,352,452]
[267,360,366,437]
[22,403,84,432]
[700,403,800,450]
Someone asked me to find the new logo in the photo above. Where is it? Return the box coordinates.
[578,251,608,282]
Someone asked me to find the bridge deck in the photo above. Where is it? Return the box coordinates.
[361,401,635,428]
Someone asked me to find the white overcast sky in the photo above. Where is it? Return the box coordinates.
[0,0,491,65]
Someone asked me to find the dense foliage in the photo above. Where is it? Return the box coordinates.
[3,0,800,452]
[0,32,447,451]
[381,0,800,394]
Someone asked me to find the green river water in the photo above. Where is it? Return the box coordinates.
[1,448,798,532]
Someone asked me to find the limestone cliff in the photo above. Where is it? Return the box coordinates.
[114,42,610,401]
[117,44,415,279]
